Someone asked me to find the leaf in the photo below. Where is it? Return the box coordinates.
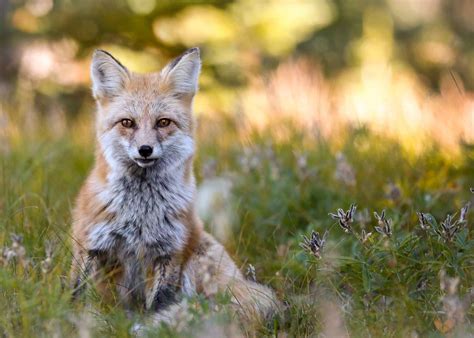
[455,228,468,249]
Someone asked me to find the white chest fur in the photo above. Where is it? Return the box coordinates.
[88,167,194,262]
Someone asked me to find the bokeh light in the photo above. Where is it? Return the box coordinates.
[1,0,473,152]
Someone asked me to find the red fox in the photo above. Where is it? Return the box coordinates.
[70,47,278,327]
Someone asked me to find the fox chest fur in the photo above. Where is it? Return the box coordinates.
[88,168,194,267]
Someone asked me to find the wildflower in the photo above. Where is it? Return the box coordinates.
[300,230,328,259]
[6,233,30,268]
[436,203,470,242]
[438,215,458,241]
[11,234,26,259]
[416,278,428,291]
[458,202,469,225]
[1,247,13,266]
[334,153,356,187]
[416,212,430,230]
[245,264,256,282]
[41,241,54,274]
[360,229,372,244]
[3,246,15,262]
[329,204,356,233]
[437,216,458,242]
[374,210,393,237]
[386,182,401,202]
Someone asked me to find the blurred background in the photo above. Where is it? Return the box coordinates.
[1,0,473,151]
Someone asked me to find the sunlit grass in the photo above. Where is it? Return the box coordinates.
[241,58,474,153]
[1,112,472,336]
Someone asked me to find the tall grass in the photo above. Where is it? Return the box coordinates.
[0,114,472,336]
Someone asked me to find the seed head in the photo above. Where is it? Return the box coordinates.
[374,210,393,237]
[360,229,373,244]
[1,247,16,265]
[440,214,457,241]
[458,202,470,225]
[416,212,430,230]
[436,203,470,242]
[41,241,54,275]
[300,230,328,259]
[10,234,26,259]
[329,204,356,233]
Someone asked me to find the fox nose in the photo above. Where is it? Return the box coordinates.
[138,145,153,158]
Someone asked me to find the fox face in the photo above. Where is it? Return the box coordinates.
[90,48,201,171]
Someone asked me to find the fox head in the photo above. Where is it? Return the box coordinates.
[90,48,201,173]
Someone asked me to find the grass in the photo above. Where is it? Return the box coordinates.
[0,115,473,337]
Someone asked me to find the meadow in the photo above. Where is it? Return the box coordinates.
[0,102,473,337]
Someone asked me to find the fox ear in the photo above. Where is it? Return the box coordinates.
[161,47,201,95]
[91,50,129,101]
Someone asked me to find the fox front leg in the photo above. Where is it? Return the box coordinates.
[71,249,109,301]
[71,251,98,301]
[146,256,183,311]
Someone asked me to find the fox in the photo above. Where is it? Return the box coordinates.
[70,47,278,328]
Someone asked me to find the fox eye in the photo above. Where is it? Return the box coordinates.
[156,118,171,128]
[120,119,135,128]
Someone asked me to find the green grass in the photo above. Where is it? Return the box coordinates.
[0,118,473,337]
